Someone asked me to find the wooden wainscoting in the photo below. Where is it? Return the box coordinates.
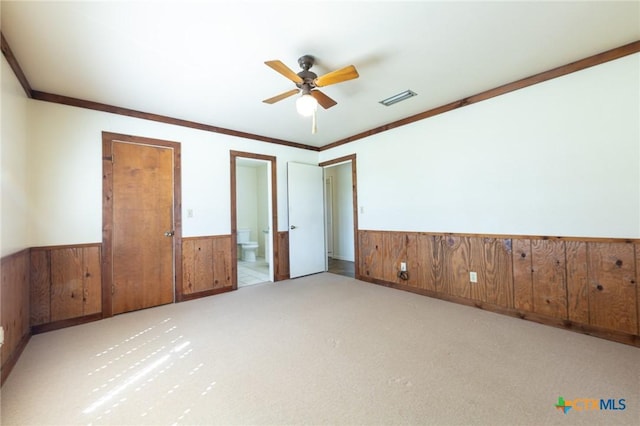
[275,231,290,281]
[182,231,289,297]
[30,244,103,334]
[1,249,31,385]
[181,235,233,301]
[358,230,640,346]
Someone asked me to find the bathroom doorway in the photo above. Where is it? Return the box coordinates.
[320,155,358,278]
[230,152,276,287]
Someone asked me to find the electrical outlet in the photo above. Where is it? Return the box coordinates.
[400,262,407,272]
[470,271,478,283]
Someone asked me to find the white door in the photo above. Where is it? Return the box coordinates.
[288,162,325,278]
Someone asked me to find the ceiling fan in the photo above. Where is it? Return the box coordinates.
[262,55,359,132]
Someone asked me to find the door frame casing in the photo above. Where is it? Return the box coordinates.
[230,150,278,287]
[102,131,183,317]
[319,154,359,278]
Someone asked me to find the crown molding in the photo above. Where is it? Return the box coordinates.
[320,40,640,151]
[1,32,32,97]
[1,31,317,151]
[2,30,638,153]
[30,90,318,151]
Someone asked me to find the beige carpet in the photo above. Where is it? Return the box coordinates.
[1,273,638,425]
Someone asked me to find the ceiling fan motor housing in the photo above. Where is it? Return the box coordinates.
[297,54,315,70]
[297,55,318,89]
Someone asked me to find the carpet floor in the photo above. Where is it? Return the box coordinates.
[1,273,638,425]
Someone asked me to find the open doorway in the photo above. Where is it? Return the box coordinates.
[321,155,358,278]
[230,151,277,288]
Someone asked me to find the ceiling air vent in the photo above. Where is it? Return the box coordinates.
[379,89,417,106]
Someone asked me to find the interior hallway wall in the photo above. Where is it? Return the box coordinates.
[320,53,640,239]
[325,163,354,261]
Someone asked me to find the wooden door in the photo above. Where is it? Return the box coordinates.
[112,141,175,314]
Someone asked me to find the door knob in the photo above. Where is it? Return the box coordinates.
[290,225,297,230]
[164,230,175,237]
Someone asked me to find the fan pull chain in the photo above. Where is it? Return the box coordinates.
[312,110,317,134]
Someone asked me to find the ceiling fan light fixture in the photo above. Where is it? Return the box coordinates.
[296,93,318,117]
[379,89,417,106]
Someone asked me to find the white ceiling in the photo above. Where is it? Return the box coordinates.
[2,1,639,148]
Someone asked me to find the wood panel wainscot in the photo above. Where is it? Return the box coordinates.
[275,231,290,281]
[357,230,640,346]
[30,244,103,334]
[181,235,233,300]
[1,249,31,385]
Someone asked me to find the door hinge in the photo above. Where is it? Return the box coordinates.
[111,285,115,295]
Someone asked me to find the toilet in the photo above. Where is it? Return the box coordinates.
[237,228,259,262]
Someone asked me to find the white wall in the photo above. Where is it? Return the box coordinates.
[26,101,317,247]
[5,53,639,252]
[321,54,640,239]
[1,56,30,256]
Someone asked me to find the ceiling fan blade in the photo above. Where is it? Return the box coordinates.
[264,60,303,84]
[311,90,337,109]
[262,89,299,104]
[314,65,359,87]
